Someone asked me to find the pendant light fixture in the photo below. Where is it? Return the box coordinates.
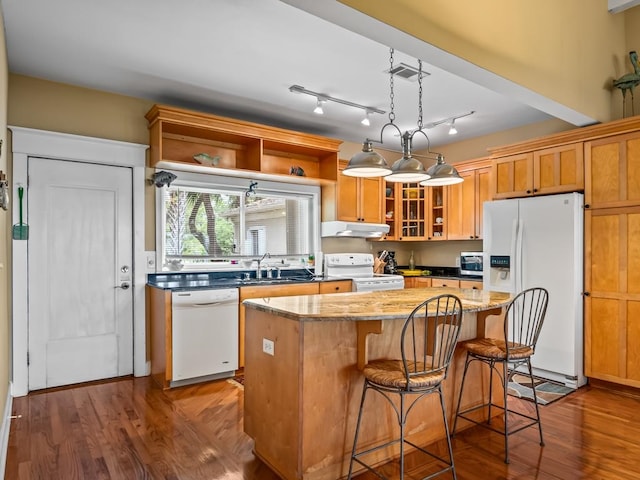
[343,48,465,186]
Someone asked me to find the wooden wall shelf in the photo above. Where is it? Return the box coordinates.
[145,104,342,184]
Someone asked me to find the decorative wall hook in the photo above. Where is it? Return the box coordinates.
[149,171,177,188]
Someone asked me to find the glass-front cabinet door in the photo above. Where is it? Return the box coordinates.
[383,182,398,240]
[427,186,447,240]
[399,183,427,240]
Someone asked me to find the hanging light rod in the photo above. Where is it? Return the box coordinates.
[289,85,385,116]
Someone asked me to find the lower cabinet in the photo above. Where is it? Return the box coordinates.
[403,277,432,289]
[318,280,352,293]
[459,279,483,289]
[431,278,460,288]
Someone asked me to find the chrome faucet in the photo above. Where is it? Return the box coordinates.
[256,252,271,279]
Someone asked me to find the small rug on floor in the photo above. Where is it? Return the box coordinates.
[507,373,574,406]
[227,375,244,389]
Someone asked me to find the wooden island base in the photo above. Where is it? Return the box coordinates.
[243,288,511,480]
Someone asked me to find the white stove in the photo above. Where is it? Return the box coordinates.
[324,253,405,292]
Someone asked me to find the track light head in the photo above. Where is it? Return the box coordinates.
[361,110,371,126]
[314,97,325,115]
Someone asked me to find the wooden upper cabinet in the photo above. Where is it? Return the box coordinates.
[491,143,584,199]
[145,104,342,183]
[447,159,491,240]
[533,143,584,196]
[337,161,382,223]
[585,130,640,209]
[491,152,533,199]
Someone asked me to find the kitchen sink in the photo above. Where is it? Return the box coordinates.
[238,278,301,286]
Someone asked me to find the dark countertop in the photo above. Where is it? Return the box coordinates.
[395,265,482,282]
[147,269,330,291]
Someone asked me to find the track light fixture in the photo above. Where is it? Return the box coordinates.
[361,110,372,126]
[289,84,384,121]
[448,119,458,135]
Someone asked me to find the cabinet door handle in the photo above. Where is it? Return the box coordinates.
[526,190,532,194]
[584,292,590,297]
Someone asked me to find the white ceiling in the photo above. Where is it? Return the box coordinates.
[1,0,598,152]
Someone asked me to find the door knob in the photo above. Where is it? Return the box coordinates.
[115,282,130,290]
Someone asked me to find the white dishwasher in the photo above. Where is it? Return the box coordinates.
[171,288,239,386]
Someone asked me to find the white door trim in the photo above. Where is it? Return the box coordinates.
[9,126,149,397]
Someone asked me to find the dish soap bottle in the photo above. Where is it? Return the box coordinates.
[409,250,415,270]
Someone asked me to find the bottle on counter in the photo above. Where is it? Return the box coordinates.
[409,250,415,270]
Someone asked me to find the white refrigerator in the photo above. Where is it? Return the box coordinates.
[483,192,586,388]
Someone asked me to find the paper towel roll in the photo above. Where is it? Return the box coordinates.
[314,251,323,276]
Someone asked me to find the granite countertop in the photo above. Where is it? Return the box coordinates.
[243,287,511,322]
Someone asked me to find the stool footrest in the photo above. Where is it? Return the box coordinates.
[455,401,541,437]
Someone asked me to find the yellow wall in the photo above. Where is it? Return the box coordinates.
[340,0,630,122]
[0,6,10,429]
[8,74,151,145]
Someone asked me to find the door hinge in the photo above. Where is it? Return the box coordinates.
[27,352,29,366]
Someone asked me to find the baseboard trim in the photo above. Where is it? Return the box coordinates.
[0,385,13,478]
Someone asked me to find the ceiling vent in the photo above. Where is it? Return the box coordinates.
[385,63,430,82]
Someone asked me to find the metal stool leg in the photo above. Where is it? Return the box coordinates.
[527,359,545,447]
[452,352,472,436]
[347,381,369,480]
[439,386,458,480]
[502,360,510,464]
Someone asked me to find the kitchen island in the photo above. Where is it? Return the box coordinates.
[243,287,511,480]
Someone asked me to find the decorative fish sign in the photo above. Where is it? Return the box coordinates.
[193,152,221,166]
[149,170,177,188]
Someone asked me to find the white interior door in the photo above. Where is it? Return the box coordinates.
[27,157,133,390]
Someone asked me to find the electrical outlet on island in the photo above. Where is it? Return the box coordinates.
[263,338,275,356]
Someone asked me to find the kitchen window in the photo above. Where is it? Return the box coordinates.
[155,170,320,271]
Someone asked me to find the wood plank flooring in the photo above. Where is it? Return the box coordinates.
[5,375,640,479]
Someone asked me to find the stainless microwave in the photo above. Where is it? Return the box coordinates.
[460,252,484,277]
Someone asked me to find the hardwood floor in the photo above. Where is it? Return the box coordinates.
[5,376,640,479]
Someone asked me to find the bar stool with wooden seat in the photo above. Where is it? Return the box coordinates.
[452,287,549,464]
[347,294,463,480]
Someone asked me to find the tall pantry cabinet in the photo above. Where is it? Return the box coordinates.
[584,129,640,388]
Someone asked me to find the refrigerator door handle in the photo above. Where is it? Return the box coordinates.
[516,219,524,293]
[510,219,519,294]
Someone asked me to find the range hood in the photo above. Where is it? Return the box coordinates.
[321,221,390,238]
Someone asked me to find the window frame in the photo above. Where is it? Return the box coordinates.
[154,169,321,272]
